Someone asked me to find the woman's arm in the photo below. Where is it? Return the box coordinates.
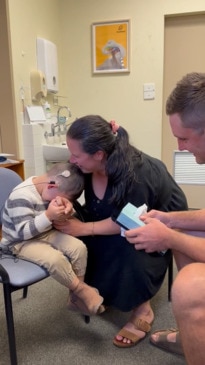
[54,217,121,237]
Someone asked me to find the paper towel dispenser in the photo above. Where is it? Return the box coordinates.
[36,37,59,94]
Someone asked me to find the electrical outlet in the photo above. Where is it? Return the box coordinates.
[143,83,155,100]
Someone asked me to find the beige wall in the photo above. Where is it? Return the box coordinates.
[6,0,205,159]
[60,0,205,157]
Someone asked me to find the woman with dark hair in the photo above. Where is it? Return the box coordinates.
[54,115,188,348]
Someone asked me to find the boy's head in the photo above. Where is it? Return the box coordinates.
[45,162,84,201]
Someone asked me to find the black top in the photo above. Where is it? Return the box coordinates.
[80,152,188,311]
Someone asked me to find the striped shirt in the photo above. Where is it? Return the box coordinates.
[1,177,52,246]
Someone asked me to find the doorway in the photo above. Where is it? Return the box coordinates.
[162,13,205,208]
[0,0,18,156]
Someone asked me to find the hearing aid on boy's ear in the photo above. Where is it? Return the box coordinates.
[48,181,60,187]
[48,170,70,186]
[58,170,71,178]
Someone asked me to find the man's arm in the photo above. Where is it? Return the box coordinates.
[125,217,205,263]
[141,208,205,231]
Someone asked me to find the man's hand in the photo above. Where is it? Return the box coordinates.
[125,218,170,253]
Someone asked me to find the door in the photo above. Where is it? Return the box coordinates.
[0,0,18,156]
[162,14,205,208]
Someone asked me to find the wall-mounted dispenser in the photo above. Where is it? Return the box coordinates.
[36,37,59,94]
[30,70,47,101]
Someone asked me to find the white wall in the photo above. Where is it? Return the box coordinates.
[8,0,205,160]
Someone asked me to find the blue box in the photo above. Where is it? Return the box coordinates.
[116,202,145,230]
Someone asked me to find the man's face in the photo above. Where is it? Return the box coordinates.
[169,113,205,164]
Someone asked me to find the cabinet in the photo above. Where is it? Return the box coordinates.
[0,159,25,180]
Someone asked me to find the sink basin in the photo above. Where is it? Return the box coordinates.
[42,143,70,162]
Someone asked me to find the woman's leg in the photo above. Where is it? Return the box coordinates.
[113,300,154,347]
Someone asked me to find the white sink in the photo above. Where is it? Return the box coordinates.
[42,143,70,162]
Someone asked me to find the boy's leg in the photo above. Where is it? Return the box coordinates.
[13,239,77,288]
[14,236,104,315]
[46,229,87,278]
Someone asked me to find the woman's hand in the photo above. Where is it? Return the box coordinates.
[53,217,89,236]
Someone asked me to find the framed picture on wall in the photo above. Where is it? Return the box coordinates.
[92,19,130,74]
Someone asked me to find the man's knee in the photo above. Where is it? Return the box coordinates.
[172,263,205,316]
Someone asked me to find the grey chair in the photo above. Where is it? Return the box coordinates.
[0,168,88,365]
[0,168,49,365]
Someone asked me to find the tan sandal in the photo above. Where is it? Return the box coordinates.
[113,317,152,348]
[150,328,184,356]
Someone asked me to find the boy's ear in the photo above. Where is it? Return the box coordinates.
[47,182,59,189]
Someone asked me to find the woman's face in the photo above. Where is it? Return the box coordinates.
[67,137,105,173]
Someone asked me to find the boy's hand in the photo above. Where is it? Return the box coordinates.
[46,196,74,221]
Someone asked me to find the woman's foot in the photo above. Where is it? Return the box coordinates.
[113,301,154,348]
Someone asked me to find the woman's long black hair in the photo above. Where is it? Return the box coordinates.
[67,115,142,205]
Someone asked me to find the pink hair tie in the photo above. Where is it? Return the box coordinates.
[110,120,119,135]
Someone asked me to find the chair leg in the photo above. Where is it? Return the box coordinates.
[23,286,28,299]
[84,315,90,324]
[3,284,18,365]
[168,255,173,301]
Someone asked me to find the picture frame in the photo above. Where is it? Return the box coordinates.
[92,19,130,74]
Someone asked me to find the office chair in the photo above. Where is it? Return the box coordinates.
[0,168,89,365]
[0,168,50,365]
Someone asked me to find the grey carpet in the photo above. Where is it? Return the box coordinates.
[0,266,186,365]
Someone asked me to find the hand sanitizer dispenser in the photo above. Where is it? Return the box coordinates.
[30,70,47,101]
[36,37,59,94]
